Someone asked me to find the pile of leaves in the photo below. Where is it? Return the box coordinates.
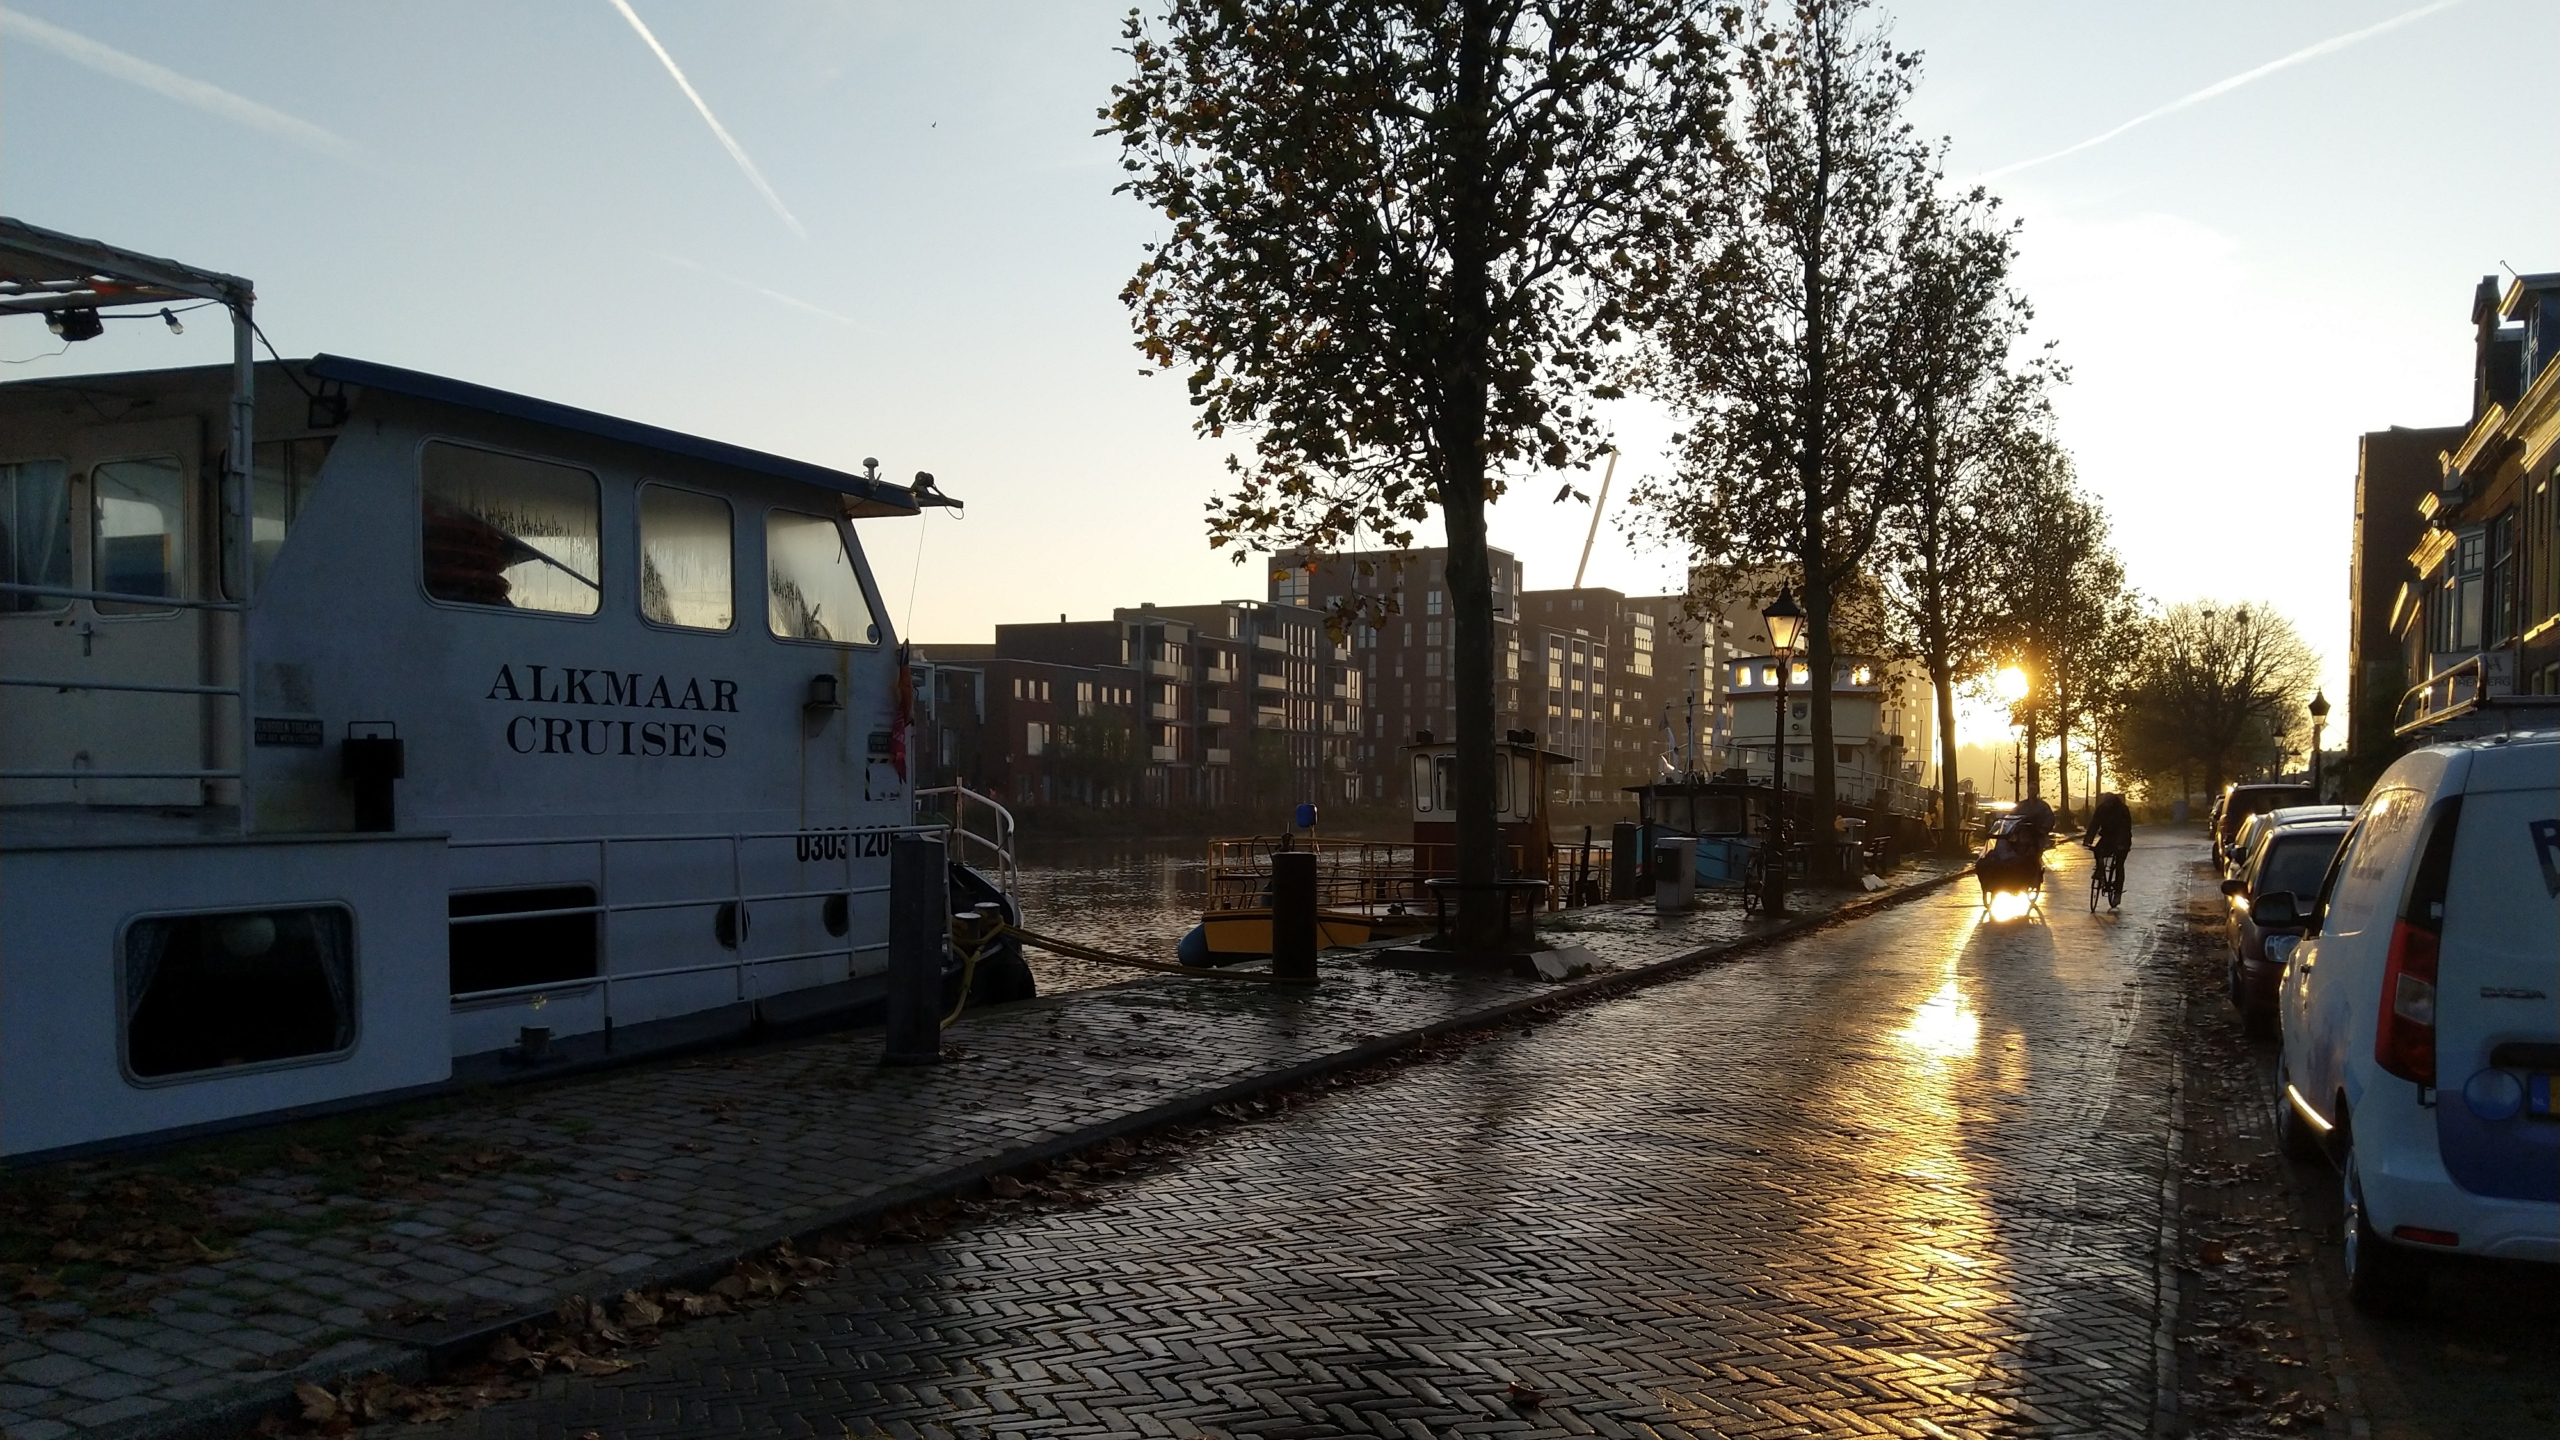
[0,1114,529,1316]
[258,1239,853,1435]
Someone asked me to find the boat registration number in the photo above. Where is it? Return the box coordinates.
[796,829,894,862]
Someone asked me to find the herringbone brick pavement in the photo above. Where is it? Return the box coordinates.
[426,838,2185,1439]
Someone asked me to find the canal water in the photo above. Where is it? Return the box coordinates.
[1009,836,1212,994]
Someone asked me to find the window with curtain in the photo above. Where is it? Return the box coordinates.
[124,907,356,1080]
[1,458,71,612]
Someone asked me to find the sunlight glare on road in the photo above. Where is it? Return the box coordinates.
[1983,889,2037,923]
[1896,977,1981,1063]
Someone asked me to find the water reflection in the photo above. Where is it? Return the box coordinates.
[1010,837,1209,993]
[1896,977,1980,1062]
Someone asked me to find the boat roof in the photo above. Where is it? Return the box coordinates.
[0,347,926,517]
[306,355,922,515]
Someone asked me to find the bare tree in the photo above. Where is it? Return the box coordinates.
[1107,1,1726,945]
[1631,0,1931,872]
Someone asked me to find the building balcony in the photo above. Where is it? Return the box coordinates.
[1325,719,1358,735]
[1253,671,1288,691]
[1255,633,1288,652]
[1148,658,1183,679]
[1203,666,1238,686]
[1149,702,1180,721]
[1254,706,1288,727]
[1204,747,1232,765]
[1149,744,1179,762]
[1202,707,1232,724]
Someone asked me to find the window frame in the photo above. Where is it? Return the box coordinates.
[221,436,338,602]
[116,901,361,1087]
[88,451,189,618]
[762,506,884,649]
[414,437,605,623]
[633,480,737,635]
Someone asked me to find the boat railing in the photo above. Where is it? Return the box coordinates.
[443,822,954,1016]
[914,784,1020,905]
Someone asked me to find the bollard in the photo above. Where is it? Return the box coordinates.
[1271,850,1317,983]
[1610,821,1639,899]
[882,834,946,1066]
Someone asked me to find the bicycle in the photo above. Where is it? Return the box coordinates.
[2087,847,2125,912]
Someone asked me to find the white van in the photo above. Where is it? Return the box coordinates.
[2270,731,2560,1313]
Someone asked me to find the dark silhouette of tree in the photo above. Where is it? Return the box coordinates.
[2108,602,2320,802]
[1632,0,1932,874]
[1106,0,1725,943]
[1869,180,2048,851]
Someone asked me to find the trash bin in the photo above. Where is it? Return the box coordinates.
[1652,836,1698,912]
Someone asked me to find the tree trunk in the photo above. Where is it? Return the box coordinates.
[1440,0,1505,950]
[1934,660,1962,856]
[2057,719,2071,821]
[2024,713,2040,799]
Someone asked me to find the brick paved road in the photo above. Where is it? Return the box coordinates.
[428,836,2187,1439]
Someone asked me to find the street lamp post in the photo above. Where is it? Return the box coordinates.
[2308,690,2331,800]
[1761,586,1806,916]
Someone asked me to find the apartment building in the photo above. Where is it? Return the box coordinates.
[1269,546,1527,802]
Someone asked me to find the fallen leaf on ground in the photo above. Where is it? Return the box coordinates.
[1505,1381,1545,1408]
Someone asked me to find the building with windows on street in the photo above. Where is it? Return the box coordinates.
[1270,546,1526,803]
[2366,269,2560,748]
[918,599,1347,813]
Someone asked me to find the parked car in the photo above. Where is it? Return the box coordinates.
[2226,805,2357,884]
[2215,782,2317,869]
[2271,731,2560,1313]
[2220,816,2353,1033]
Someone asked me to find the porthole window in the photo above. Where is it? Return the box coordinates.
[766,509,878,645]
[638,484,734,631]
[124,907,356,1080]
[420,442,600,615]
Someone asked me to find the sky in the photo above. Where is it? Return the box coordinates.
[4,0,2553,747]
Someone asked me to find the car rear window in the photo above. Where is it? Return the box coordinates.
[2257,833,2344,902]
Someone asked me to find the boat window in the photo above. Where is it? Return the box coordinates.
[2,458,72,613]
[1493,753,1511,814]
[93,456,185,613]
[1513,753,1534,815]
[223,438,335,599]
[638,484,734,631]
[420,441,601,615]
[766,509,878,645]
[449,886,599,998]
[124,907,356,1081]
[1433,754,1457,812]
[1411,753,1434,812]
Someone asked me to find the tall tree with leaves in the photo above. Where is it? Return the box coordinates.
[1869,182,2045,851]
[1990,444,2138,819]
[1107,1,1725,944]
[1632,0,1930,872]
[2111,601,2321,800]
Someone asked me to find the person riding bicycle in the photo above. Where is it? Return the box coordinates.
[2080,791,2132,861]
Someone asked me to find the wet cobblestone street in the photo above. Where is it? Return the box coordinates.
[423,837,2187,1439]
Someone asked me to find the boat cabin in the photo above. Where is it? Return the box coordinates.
[1404,730,1575,884]
[0,351,947,1158]
[1722,652,1932,818]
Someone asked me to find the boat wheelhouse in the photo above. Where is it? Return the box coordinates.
[1,230,989,1159]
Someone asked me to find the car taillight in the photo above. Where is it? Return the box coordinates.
[2375,919,2439,1084]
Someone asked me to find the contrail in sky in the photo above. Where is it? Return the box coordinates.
[1979,0,2472,182]
[0,8,366,165]
[605,0,806,238]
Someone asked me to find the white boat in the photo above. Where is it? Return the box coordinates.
[0,219,1022,1161]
